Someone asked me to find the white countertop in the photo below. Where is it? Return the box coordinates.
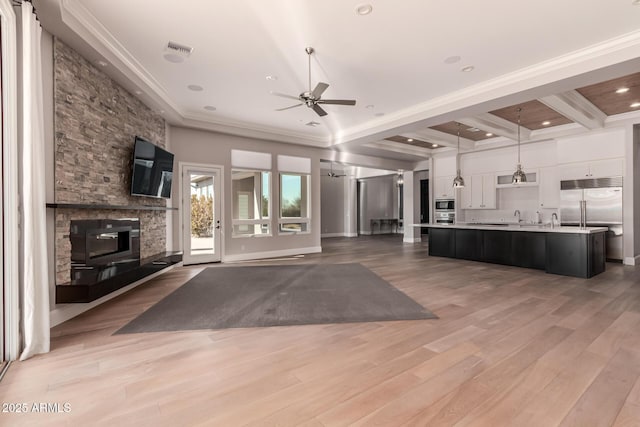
[412,223,608,234]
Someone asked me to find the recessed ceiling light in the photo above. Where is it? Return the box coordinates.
[616,87,630,94]
[542,121,551,126]
[266,75,278,81]
[467,127,480,132]
[444,56,461,64]
[432,144,439,148]
[365,104,375,109]
[375,112,385,117]
[96,60,108,67]
[407,138,414,142]
[631,102,640,108]
[306,121,321,127]
[204,105,217,111]
[188,84,204,91]
[485,132,493,137]
[461,65,475,73]
[355,4,373,15]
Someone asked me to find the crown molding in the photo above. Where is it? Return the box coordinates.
[333,29,640,147]
[57,0,640,152]
[363,140,432,159]
[60,0,180,113]
[58,0,331,147]
[179,113,331,147]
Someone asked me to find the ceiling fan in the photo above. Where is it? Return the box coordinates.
[271,47,356,117]
[327,162,346,178]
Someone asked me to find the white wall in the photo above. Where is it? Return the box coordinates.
[170,126,323,259]
[320,172,346,236]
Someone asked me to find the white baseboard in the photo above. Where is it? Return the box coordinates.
[624,255,640,266]
[403,237,422,243]
[223,246,322,262]
[359,231,372,235]
[321,232,358,238]
[321,233,347,238]
[50,262,182,327]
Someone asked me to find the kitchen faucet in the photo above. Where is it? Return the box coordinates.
[551,212,559,228]
[514,209,521,223]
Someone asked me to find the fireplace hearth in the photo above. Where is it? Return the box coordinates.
[57,218,181,303]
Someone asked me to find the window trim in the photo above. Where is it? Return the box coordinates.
[278,172,311,235]
[231,168,272,238]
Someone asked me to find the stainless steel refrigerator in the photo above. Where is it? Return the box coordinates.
[560,177,623,261]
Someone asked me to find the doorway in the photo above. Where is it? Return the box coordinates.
[420,179,429,234]
[182,164,222,265]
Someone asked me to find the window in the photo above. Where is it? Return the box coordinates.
[279,173,310,233]
[231,170,271,237]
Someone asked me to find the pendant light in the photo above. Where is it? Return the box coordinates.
[512,107,527,184]
[452,123,465,188]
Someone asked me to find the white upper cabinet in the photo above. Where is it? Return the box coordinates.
[481,174,496,209]
[459,176,472,209]
[559,158,623,180]
[434,175,455,199]
[461,174,495,209]
[588,158,624,178]
[538,166,560,209]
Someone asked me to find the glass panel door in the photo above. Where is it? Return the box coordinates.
[182,166,222,265]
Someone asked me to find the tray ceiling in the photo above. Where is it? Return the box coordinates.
[35,0,640,161]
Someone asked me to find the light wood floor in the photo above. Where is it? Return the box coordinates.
[2,235,640,426]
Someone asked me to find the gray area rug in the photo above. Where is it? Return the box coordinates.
[116,263,436,334]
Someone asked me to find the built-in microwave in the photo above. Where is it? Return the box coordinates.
[435,199,455,211]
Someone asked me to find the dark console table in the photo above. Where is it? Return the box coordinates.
[56,252,183,303]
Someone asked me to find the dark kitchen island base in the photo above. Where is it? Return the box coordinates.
[427,227,606,278]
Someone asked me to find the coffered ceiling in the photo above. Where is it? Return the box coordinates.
[36,0,640,163]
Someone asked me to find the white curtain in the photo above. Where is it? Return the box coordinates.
[19,1,49,361]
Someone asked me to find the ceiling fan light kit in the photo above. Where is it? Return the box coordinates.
[272,47,357,117]
[327,162,346,178]
[511,107,527,184]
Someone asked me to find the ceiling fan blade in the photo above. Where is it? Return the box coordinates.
[275,103,303,111]
[312,104,328,117]
[317,99,356,106]
[312,82,329,99]
[270,91,300,101]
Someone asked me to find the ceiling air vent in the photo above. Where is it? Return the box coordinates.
[163,41,193,63]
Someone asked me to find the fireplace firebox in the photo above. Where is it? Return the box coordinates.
[57,218,181,303]
[70,219,139,266]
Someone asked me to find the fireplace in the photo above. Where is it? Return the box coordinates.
[69,219,141,285]
[56,216,181,304]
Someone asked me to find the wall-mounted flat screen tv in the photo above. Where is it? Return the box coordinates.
[130,136,174,199]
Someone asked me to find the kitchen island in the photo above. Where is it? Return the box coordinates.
[415,223,608,278]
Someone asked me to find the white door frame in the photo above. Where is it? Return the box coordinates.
[1,0,20,361]
[179,162,224,265]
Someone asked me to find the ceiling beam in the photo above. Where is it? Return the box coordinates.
[363,141,432,158]
[458,113,532,141]
[538,90,606,130]
[404,129,476,151]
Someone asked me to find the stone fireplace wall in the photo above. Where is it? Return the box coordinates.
[53,38,167,284]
